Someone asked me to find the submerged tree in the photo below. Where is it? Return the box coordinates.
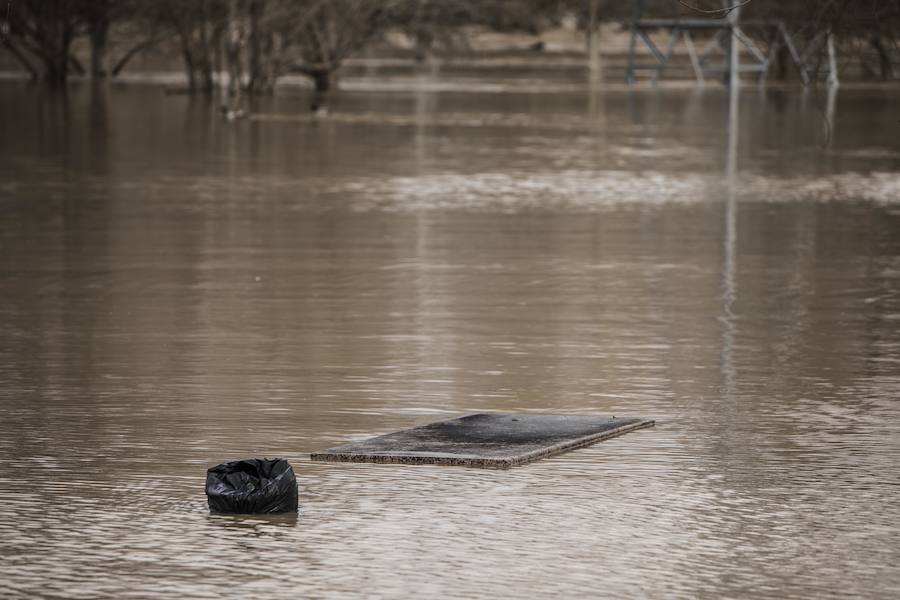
[1,0,170,83]
[3,0,896,88]
[141,0,391,101]
[153,0,228,92]
[79,0,136,78]
[290,0,393,97]
[2,0,85,83]
[237,0,395,97]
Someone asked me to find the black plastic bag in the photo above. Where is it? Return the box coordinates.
[206,458,298,514]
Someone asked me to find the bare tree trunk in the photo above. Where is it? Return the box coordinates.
[45,60,67,84]
[247,0,295,93]
[198,28,214,92]
[304,67,334,112]
[222,0,247,114]
[180,32,198,90]
[247,0,265,92]
[171,3,220,94]
[309,68,334,94]
[46,27,72,85]
[870,36,893,80]
[262,33,283,93]
[5,0,96,85]
[90,16,110,78]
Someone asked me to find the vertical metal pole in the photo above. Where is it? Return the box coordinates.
[626,31,637,83]
[625,0,644,84]
[728,3,741,91]
[826,27,839,87]
[588,0,599,72]
[760,31,774,85]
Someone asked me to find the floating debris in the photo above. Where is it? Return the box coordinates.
[311,413,655,468]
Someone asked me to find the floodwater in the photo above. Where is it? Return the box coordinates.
[1,78,899,599]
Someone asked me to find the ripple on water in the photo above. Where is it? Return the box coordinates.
[1,85,900,599]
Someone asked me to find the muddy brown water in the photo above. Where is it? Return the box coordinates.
[1,81,899,599]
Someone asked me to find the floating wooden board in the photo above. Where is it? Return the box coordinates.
[310,413,655,468]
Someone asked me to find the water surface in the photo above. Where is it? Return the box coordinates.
[1,81,899,599]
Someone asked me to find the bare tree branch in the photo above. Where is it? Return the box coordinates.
[1,37,38,79]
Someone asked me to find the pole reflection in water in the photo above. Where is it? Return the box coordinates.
[826,82,838,146]
[720,9,740,396]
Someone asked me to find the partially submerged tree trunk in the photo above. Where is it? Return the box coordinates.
[45,26,73,85]
[6,1,78,85]
[250,30,283,93]
[177,26,218,92]
[89,16,110,78]
[222,0,248,116]
[292,0,389,110]
[307,67,334,94]
[247,0,268,92]
[179,33,199,90]
[870,36,893,80]
[295,65,334,113]
[245,0,284,94]
[774,41,788,80]
[238,0,387,99]
[160,0,222,93]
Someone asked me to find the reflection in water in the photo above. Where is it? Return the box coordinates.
[0,82,899,599]
[209,512,300,531]
[721,73,740,397]
[826,83,838,147]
